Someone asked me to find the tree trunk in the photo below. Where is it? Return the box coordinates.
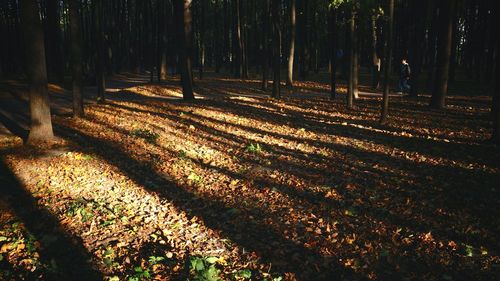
[299,0,308,80]
[178,0,194,100]
[199,0,205,80]
[69,0,84,117]
[286,0,296,87]
[430,0,456,109]
[271,0,281,98]
[261,0,270,90]
[240,0,248,79]
[491,4,500,144]
[95,0,106,102]
[347,7,355,109]
[329,7,337,100]
[20,0,54,143]
[353,27,359,100]
[371,12,380,89]
[380,0,394,124]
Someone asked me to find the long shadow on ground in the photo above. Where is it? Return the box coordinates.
[0,158,102,280]
[54,123,363,280]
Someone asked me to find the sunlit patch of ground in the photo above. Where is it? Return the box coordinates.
[1,75,499,280]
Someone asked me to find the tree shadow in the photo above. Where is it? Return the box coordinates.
[97,100,498,249]
[0,158,103,280]
[54,123,362,280]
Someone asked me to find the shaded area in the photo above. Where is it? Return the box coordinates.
[0,74,498,280]
[54,123,360,280]
[0,158,102,280]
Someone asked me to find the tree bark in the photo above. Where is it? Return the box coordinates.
[380,0,394,124]
[199,0,205,80]
[95,0,106,102]
[491,3,500,144]
[178,0,194,100]
[261,0,270,90]
[20,0,54,143]
[430,0,456,109]
[286,0,296,87]
[329,7,337,100]
[69,0,84,117]
[299,0,308,80]
[271,0,281,98]
[347,7,356,109]
[370,12,380,89]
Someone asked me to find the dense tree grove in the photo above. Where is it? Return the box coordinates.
[0,1,499,280]
[0,0,498,141]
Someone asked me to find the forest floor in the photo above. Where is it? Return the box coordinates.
[0,72,499,281]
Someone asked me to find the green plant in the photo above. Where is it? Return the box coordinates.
[129,266,151,280]
[233,269,252,280]
[148,255,165,265]
[103,248,118,267]
[131,129,160,144]
[67,199,93,222]
[246,143,263,154]
[188,172,203,184]
[189,256,222,281]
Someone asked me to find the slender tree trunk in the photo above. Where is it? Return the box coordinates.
[347,7,356,109]
[95,0,106,102]
[223,0,229,71]
[371,12,380,89]
[329,7,337,99]
[286,0,296,87]
[199,0,205,80]
[430,0,456,109]
[69,0,84,117]
[299,0,308,80]
[233,0,243,77]
[240,0,248,79]
[261,0,270,90]
[20,0,54,143]
[380,0,394,124]
[214,1,221,73]
[491,4,499,144]
[178,0,194,100]
[157,0,167,82]
[271,0,281,98]
[148,0,155,83]
[353,28,359,100]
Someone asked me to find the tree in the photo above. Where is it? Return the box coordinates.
[370,6,382,89]
[233,0,247,78]
[20,0,54,143]
[69,0,84,117]
[491,5,499,144]
[261,0,271,91]
[286,0,296,88]
[347,4,357,109]
[298,0,309,80]
[178,0,195,100]
[328,5,337,99]
[272,0,281,98]
[199,0,205,80]
[430,0,457,109]
[95,0,106,102]
[380,0,394,124]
